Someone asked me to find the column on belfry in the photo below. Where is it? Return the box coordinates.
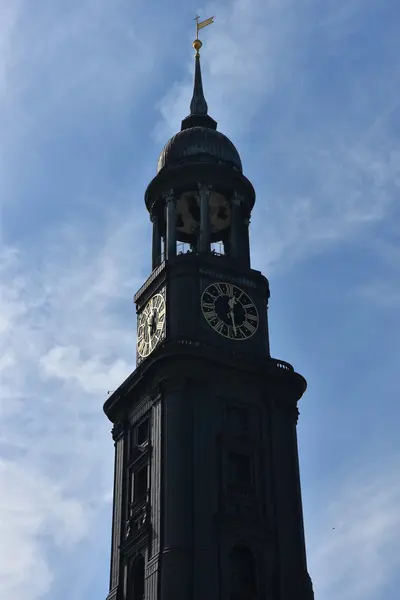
[242,214,251,268]
[230,192,243,259]
[151,214,162,269]
[164,190,177,259]
[198,183,211,253]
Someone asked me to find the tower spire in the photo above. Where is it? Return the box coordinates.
[181,16,217,131]
[190,43,208,115]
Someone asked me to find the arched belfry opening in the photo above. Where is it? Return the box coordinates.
[127,554,145,600]
[148,184,254,269]
[229,545,257,600]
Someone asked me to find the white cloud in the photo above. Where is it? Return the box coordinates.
[154,0,399,271]
[0,2,161,593]
[40,345,131,395]
[154,0,299,141]
[0,458,87,600]
[252,132,400,270]
[0,207,149,598]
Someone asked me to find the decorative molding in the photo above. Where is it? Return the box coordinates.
[146,555,160,576]
[111,421,126,442]
[198,182,212,194]
[232,191,245,207]
[161,376,189,393]
[121,539,149,563]
[128,443,150,469]
[162,188,176,204]
[133,262,166,304]
[219,499,259,525]
[198,267,257,289]
[125,496,151,541]
[105,585,120,600]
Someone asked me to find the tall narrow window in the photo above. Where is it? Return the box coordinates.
[133,465,148,501]
[227,405,249,434]
[130,417,150,459]
[137,418,149,446]
[228,452,252,488]
[128,554,145,600]
[230,545,257,600]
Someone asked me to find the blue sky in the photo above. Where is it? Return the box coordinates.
[1,0,399,599]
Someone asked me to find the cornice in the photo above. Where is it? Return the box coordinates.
[103,339,306,423]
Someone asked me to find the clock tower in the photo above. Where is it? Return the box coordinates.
[104,31,314,600]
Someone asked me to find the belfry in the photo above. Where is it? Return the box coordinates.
[104,18,314,600]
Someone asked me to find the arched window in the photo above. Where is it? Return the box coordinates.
[128,554,145,600]
[229,545,257,600]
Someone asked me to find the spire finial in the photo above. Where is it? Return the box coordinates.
[193,15,214,56]
[181,16,217,131]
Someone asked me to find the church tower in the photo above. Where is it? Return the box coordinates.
[104,24,314,600]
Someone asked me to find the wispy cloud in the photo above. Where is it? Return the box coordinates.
[308,460,400,599]
[1,1,400,599]
[0,458,87,600]
[155,0,400,271]
[0,210,148,597]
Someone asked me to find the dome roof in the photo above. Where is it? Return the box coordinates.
[157,126,242,174]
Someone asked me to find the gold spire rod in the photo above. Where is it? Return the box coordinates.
[193,15,215,56]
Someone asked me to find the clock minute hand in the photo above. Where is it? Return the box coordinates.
[148,310,157,336]
[227,296,237,334]
[146,314,153,338]
[229,309,237,334]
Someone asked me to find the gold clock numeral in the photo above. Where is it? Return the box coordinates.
[243,320,257,334]
[138,339,148,357]
[202,301,214,310]
[205,309,218,321]
[235,327,247,339]
[214,320,224,333]
[226,283,234,297]
[246,313,258,322]
[213,283,224,296]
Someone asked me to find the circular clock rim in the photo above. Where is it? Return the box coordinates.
[201,281,259,341]
[137,293,166,358]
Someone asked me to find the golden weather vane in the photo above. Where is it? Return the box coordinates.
[193,14,215,56]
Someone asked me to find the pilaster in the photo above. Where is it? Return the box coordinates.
[164,190,176,260]
[198,183,212,253]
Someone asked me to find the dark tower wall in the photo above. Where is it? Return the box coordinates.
[105,343,313,600]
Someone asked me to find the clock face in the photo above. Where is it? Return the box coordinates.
[201,282,259,340]
[137,292,166,358]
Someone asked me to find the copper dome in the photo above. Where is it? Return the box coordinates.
[157,126,242,174]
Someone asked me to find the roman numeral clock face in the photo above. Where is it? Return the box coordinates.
[137,292,166,359]
[201,282,259,340]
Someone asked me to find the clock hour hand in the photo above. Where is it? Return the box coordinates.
[148,310,157,336]
[228,309,237,334]
[227,296,237,335]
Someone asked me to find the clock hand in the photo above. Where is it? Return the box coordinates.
[227,295,238,334]
[146,315,152,338]
[228,295,237,310]
[228,308,237,334]
[148,310,157,336]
